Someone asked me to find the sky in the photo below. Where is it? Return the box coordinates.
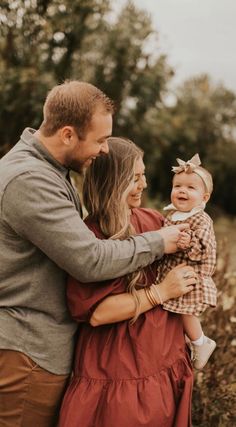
[125,0,236,93]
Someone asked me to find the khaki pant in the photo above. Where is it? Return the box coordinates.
[0,349,70,427]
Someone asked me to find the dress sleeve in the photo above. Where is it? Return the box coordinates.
[186,222,216,263]
[67,276,125,323]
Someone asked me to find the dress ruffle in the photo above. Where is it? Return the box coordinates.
[59,356,193,427]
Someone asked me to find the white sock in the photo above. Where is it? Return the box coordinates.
[192,332,205,346]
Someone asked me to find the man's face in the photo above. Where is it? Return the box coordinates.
[68,108,112,172]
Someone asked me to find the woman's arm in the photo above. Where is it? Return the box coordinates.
[90,263,196,326]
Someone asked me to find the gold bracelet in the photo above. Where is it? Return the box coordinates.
[151,284,163,305]
[144,286,159,307]
[144,287,155,306]
[149,286,159,305]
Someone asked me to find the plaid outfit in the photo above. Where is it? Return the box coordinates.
[156,210,217,316]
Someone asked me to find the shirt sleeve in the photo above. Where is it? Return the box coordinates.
[1,172,164,282]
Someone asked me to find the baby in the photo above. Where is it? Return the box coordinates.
[156,154,217,369]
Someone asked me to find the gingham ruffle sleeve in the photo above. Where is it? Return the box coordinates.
[186,223,216,262]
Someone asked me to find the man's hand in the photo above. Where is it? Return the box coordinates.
[157,224,190,254]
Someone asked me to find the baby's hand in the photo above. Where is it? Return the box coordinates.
[177,231,191,250]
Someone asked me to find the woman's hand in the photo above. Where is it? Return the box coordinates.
[157,263,197,303]
[90,263,197,326]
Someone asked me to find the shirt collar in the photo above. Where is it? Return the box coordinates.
[20,128,68,178]
[163,202,205,221]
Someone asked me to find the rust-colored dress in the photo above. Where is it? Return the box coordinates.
[58,208,193,427]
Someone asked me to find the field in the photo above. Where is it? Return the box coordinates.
[214,215,236,272]
[192,214,236,426]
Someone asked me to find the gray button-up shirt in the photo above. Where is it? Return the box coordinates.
[0,128,164,374]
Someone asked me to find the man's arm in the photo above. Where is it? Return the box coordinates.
[2,172,184,282]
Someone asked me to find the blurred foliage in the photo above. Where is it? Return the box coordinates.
[1,0,236,215]
[151,76,236,215]
[192,238,236,426]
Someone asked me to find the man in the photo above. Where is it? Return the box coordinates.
[0,81,192,427]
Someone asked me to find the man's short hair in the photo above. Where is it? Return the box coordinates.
[40,80,114,139]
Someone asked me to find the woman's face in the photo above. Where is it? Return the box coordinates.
[127,157,147,209]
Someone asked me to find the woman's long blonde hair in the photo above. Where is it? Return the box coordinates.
[83,137,145,322]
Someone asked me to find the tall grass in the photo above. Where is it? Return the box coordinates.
[192,238,236,426]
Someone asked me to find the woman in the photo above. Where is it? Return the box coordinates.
[58,138,195,427]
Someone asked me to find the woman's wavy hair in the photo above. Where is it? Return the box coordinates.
[83,137,146,322]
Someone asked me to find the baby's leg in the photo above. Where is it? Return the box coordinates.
[182,314,202,341]
[182,314,216,369]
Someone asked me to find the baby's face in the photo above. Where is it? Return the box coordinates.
[171,172,209,212]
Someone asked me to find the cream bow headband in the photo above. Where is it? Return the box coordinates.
[172,154,212,193]
[172,153,201,174]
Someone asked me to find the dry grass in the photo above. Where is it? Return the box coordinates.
[192,239,236,426]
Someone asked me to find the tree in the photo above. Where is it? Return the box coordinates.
[1,1,236,214]
[149,75,236,214]
[0,0,172,156]
[0,0,111,154]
